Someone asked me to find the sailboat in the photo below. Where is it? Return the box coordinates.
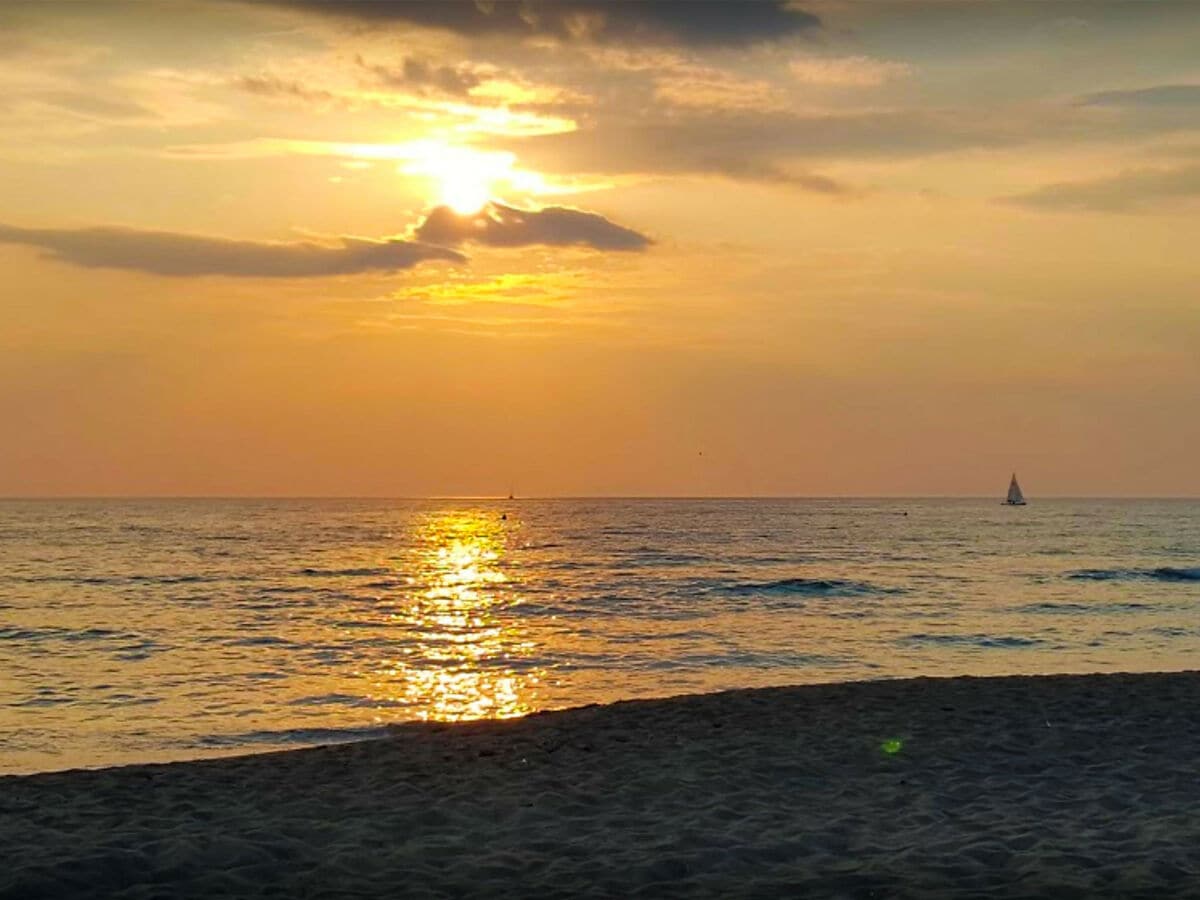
[1003,473,1027,506]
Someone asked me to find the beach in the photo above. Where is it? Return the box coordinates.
[3,670,1198,899]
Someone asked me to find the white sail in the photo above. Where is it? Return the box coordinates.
[1005,474,1026,505]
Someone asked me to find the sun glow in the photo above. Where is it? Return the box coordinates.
[203,138,610,209]
[440,176,493,215]
[392,140,597,213]
[396,142,518,214]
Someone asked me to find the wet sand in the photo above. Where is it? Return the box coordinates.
[2,671,1199,899]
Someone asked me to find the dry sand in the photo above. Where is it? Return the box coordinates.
[2,671,1199,899]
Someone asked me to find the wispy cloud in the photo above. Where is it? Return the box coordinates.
[18,89,157,122]
[1079,84,1200,108]
[1005,164,1200,213]
[501,92,1180,193]
[654,66,785,113]
[414,202,651,251]
[0,224,464,277]
[234,74,337,105]
[789,56,912,87]
[503,108,952,192]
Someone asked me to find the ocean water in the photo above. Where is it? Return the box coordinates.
[1,498,1197,774]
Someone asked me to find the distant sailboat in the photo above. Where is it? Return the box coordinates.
[1003,473,1027,506]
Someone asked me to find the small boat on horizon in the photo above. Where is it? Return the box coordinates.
[1003,473,1027,506]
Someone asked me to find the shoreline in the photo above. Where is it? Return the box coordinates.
[3,670,1199,898]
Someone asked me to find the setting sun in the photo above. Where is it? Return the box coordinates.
[439,176,492,215]
[396,141,518,213]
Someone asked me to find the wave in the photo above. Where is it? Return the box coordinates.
[1067,566,1200,583]
[361,579,404,590]
[3,572,242,585]
[899,633,1044,649]
[1014,601,1152,614]
[285,693,366,708]
[298,566,392,578]
[724,577,891,597]
[284,693,417,709]
[0,626,138,643]
[647,650,851,670]
[627,547,710,564]
[195,724,392,749]
[219,635,298,648]
[1152,625,1200,638]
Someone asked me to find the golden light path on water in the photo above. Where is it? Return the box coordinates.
[368,510,541,721]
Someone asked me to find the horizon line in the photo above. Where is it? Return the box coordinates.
[2,494,1199,502]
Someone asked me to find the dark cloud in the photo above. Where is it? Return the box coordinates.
[1004,164,1200,213]
[414,202,651,251]
[356,54,483,97]
[259,1,819,46]
[0,224,464,277]
[1080,84,1200,108]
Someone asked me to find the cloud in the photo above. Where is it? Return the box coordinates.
[414,202,651,251]
[715,162,853,195]
[500,89,1193,192]
[653,67,785,113]
[0,224,464,277]
[32,90,157,120]
[1079,84,1200,108]
[789,56,912,87]
[1005,164,1200,213]
[1073,84,1200,135]
[257,1,819,46]
[499,108,960,190]
[355,54,484,97]
[235,74,337,105]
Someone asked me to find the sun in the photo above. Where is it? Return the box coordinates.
[392,140,559,215]
[440,176,492,215]
[395,141,512,215]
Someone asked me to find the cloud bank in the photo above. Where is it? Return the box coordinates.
[414,202,651,251]
[0,224,464,277]
[260,0,819,46]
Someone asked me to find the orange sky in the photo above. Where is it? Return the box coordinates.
[1,1,1198,496]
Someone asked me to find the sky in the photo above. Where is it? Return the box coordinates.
[1,0,1198,497]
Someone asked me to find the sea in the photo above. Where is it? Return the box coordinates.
[1,498,1197,774]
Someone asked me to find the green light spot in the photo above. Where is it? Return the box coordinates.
[881,738,904,755]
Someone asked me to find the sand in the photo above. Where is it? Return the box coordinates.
[2,671,1199,899]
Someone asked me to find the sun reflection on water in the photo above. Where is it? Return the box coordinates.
[371,510,540,721]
